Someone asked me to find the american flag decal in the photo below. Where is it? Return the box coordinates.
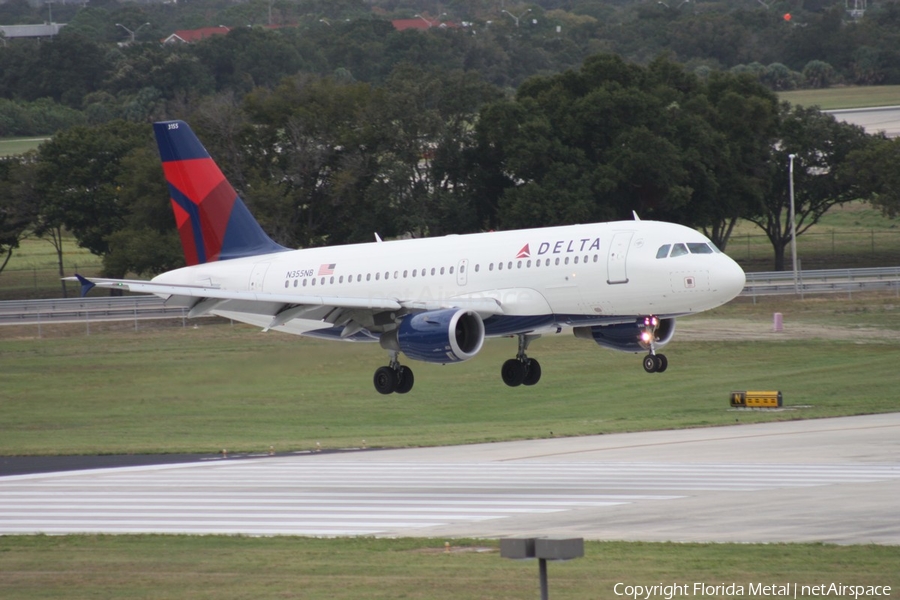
[318,263,336,276]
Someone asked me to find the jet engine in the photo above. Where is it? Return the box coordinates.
[573,317,676,353]
[380,308,485,364]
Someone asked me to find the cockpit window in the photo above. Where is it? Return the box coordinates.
[656,244,671,259]
[670,243,689,257]
[688,242,713,254]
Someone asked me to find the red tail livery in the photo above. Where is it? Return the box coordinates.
[153,120,287,265]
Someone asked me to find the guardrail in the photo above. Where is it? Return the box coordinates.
[2,266,899,333]
[0,295,188,334]
[742,267,900,299]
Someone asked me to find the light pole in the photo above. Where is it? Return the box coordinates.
[414,14,433,28]
[116,22,150,43]
[502,8,531,28]
[788,153,799,293]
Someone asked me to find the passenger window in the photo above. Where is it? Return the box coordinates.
[449,266,454,274]
[284,281,289,288]
[311,278,316,286]
[574,256,579,264]
[475,264,480,273]
[656,245,671,259]
[293,280,298,287]
[527,260,532,268]
[320,277,325,285]
[517,260,522,269]
[555,258,560,266]
[375,273,380,281]
[440,267,445,275]
[508,262,512,270]
[670,243,688,257]
[498,262,503,271]
[303,279,308,287]
[688,242,713,254]
[460,265,465,273]
[394,271,399,279]
[330,276,334,284]
[339,276,344,283]
[564,257,569,265]
[366,274,371,281]
[489,263,494,271]
[403,270,408,278]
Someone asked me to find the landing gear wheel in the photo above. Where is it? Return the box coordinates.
[501,358,527,387]
[394,365,415,394]
[656,354,668,373]
[643,354,660,374]
[523,358,542,386]
[374,366,397,394]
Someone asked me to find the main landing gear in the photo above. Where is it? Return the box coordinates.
[639,315,668,373]
[373,352,414,395]
[501,333,542,387]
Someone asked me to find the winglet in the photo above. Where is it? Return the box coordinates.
[74,274,96,297]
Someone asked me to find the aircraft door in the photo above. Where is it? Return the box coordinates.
[249,262,271,291]
[457,259,469,286]
[606,232,633,285]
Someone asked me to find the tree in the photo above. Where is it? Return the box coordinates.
[844,136,900,219]
[103,146,183,277]
[0,155,39,276]
[35,121,151,283]
[750,103,876,271]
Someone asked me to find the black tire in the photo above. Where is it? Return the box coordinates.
[395,365,414,394]
[656,354,668,373]
[374,366,397,394]
[523,358,542,386]
[501,358,527,387]
[642,354,659,373]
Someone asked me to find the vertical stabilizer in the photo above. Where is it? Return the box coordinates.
[153,120,288,265]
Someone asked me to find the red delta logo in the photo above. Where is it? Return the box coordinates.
[516,244,531,259]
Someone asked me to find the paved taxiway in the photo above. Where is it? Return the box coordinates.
[1,413,898,543]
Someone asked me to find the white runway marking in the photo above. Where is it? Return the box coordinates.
[2,459,899,537]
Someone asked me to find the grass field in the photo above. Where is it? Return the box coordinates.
[779,85,900,110]
[0,136,47,157]
[2,291,899,456]
[0,536,896,600]
[2,291,898,597]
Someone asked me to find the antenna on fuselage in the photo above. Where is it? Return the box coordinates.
[374,232,383,243]
[632,211,641,221]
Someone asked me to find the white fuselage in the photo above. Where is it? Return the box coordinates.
[153,220,745,338]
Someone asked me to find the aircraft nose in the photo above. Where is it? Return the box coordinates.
[720,256,746,300]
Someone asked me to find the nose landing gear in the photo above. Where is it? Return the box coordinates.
[639,316,668,373]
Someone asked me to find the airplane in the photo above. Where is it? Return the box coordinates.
[72,120,746,394]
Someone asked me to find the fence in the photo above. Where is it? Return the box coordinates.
[728,229,900,270]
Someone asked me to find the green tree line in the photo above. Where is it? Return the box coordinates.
[4,1,900,136]
[3,54,899,291]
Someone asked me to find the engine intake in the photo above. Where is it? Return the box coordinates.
[574,318,676,353]
[381,308,485,364]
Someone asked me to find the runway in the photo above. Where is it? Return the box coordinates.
[1,413,899,543]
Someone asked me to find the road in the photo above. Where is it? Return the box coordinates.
[1,413,898,543]
[826,105,900,137]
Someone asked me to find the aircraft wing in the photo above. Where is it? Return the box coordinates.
[65,276,504,331]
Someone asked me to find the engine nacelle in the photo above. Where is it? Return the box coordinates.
[380,308,485,364]
[573,318,676,353]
